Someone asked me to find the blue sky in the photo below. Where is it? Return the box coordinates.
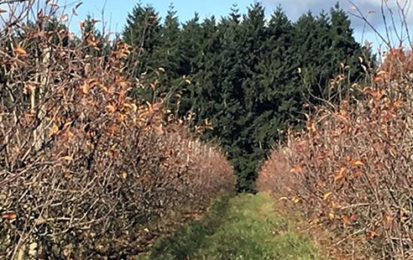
[69,0,253,33]
[66,0,413,52]
[2,0,411,52]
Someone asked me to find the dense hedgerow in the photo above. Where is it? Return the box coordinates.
[258,48,413,259]
[0,2,235,259]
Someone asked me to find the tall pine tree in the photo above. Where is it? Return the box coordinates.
[122,2,372,192]
[123,4,161,76]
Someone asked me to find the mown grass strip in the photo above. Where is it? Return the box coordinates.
[139,193,321,260]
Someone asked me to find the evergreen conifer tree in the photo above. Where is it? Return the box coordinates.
[121,2,372,192]
[123,4,161,76]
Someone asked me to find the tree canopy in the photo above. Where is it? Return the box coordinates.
[123,2,371,192]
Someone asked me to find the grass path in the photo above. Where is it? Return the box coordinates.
[139,193,321,260]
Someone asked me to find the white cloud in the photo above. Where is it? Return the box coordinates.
[261,0,413,26]
[261,0,413,49]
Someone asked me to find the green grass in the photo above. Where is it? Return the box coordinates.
[139,193,321,260]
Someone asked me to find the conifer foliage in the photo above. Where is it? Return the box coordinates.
[123,2,370,191]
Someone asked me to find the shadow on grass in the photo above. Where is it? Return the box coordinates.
[147,196,232,260]
[142,193,321,260]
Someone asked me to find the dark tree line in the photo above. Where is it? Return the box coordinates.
[122,2,372,192]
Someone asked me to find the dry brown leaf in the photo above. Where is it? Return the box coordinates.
[2,211,17,220]
[353,160,364,166]
[106,104,116,113]
[62,156,73,162]
[51,124,59,134]
[334,167,347,182]
[120,171,128,179]
[291,196,300,204]
[323,192,332,200]
[80,83,89,94]
[15,47,27,57]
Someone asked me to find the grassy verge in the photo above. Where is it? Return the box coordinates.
[138,192,321,260]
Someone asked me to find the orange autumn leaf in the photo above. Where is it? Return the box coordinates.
[120,171,128,179]
[330,200,341,209]
[15,46,27,57]
[334,167,347,182]
[353,160,364,166]
[2,211,17,220]
[291,196,300,204]
[290,166,303,174]
[62,156,73,162]
[384,214,394,228]
[342,215,351,225]
[51,124,59,134]
[106,104,116,113]
[374,76,383,83]
[339,109,348,117]
[80,83,89,94]
[323,192,332,200]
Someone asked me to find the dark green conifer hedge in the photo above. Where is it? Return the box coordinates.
[123,2,372,192]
